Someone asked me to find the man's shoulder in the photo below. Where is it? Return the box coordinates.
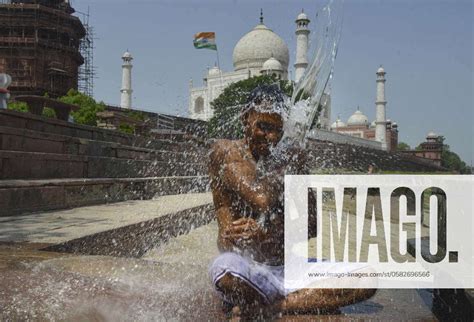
[210,139,243,156]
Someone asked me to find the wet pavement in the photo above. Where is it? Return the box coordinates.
[0,193,213,244]
[0,220,437,321]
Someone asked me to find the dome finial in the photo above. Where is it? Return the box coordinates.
[260,8,264,24]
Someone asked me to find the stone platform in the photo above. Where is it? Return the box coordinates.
[0,193,213,252]
[0,176,209,216]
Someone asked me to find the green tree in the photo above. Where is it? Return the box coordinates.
[8,100,56,118]
[208,75,293,139]
[58,89,105,126]
[397,142,411,151]
[119,123,135,134]
[7,101,29,113]
[437,136,471,174]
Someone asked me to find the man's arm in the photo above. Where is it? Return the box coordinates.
[210,141,280,250]
[210,141,281,212]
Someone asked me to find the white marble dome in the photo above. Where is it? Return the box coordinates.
[331,118,346,129]
[262,57,283,72]
[427,131,438,138]
[347,109,369,126]
[233,23,289,73]
[122,51,132,59]
[297,12,309,21]
[377,66,385,73]
[208,66,220,77]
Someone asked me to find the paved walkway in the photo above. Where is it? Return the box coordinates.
[0,221,436,321]
[0,193,213,243]
[0,195,437,320]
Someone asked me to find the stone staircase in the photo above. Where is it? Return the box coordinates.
[0,109,210,216]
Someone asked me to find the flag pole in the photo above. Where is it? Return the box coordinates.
[215,43,224,88]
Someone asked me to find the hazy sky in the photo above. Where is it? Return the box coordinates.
[72,0,473,163]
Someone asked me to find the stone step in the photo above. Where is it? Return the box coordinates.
[0,109,208,152]
[0,150,208,180]
[0,125,208,162]
[0,177,210,216]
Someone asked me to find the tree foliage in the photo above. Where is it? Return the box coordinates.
[7,90,106,125]
[437,136,471,174]
[8,99,56,118]
[7,101,29,113]
[58,89,105,126]
[397,142,411,151]
[207,75,293,139]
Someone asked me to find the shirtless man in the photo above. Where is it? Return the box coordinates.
[208,85,375,317]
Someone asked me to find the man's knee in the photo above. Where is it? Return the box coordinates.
[216,272,266,306]
[217,272,239,292]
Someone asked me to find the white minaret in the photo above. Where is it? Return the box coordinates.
[375,66,387,150]
[120,50,133,109]
[294,10,310,83]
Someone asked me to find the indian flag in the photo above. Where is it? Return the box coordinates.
[193,32,217,50]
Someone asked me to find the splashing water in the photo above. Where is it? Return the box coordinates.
[283,0,344,147]
[261,0,344,175]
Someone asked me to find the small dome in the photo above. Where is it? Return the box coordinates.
[262,57,283,72]
[297,11,309,21]
[122,51,132,58]
[208,66,220,76]
[370,120,376,128]
[233,23,289,72]
[331,118,346,129]
[347,109,369,126]
[427,131,438,139]
[377,66,385,73]
[392,122,398,128]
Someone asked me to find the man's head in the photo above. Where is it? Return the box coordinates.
[241,84,287,158]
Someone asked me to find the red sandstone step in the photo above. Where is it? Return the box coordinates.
[0,150,208,180]
[0,126,207,162]
[0,176,210,216]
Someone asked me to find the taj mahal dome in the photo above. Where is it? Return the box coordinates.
[188,11,332,129]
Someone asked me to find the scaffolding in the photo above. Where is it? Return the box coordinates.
[76,7,95,97]
[0,0,90,97]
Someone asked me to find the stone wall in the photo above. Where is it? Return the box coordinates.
[307,139,446,173]
[104,105,208,137]
[308,129,383,150]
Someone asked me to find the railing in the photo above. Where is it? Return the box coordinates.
[308,129,384,150]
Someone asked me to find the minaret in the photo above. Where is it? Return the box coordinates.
[120,50,133,109]
[294,10,310,83]
[375,66,387,150]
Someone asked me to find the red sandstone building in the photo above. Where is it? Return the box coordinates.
[400,132,443,167]
[0,0,85,98]
[330,108,399,152]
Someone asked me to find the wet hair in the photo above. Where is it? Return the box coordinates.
[242,84,288,118]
